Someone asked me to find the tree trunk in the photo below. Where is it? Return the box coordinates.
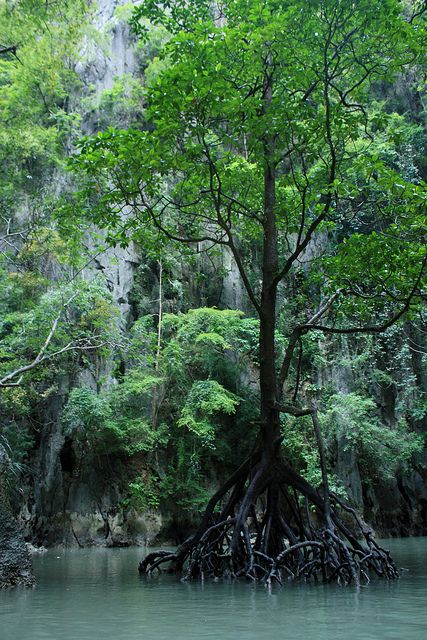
[259,59,281,461]
[138,51,399,588]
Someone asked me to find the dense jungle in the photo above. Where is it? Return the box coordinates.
[0,0,426,606]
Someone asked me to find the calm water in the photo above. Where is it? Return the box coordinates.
[1,538,427,640]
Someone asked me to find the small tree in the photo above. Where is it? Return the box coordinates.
[73,0,426,584]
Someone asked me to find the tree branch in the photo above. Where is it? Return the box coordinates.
[0,45,17,56]
[277,403,312,417]
[278,328,302,395]
[306,289,343,325]
[299,253,427,336]
[0,294,109,388]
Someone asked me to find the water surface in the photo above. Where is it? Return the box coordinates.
[1,538,427,640]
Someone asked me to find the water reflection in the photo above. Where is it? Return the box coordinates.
[1,539,426,640]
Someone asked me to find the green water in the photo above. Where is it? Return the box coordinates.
[1,538,427,640]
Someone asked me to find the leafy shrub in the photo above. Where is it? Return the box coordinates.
[322,392,424,480]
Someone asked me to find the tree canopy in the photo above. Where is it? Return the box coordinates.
[0,0,425,584]
[74,0,426,332]
[68,0,427,584]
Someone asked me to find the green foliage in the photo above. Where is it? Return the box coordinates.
[0,421,35,466]
[281,324,425,488]
[0,273,120,461]
[72,0,426,336]
[62,387,110,434]
[62,371,166,456]
[1,0,425,526]
[282,387,424,491]
[83,74,146,131]
[0,0,90,206]
[161,307,259,380]
[60,306,258,514]
[281,415,322,488]
[125,478,160,511]
[141,308,258,510]
[178,380,240,448]
[68,0,426,517]
[159,466,211,513]
[281,415,347,497]
[0,276,118,374]
[407,394,427,423]
[322,392,424,480]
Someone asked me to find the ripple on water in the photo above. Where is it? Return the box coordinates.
[1,539,427,640]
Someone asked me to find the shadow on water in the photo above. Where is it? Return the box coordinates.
[1,538,427,640]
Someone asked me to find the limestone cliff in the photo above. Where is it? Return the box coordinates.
[5,0,426,547]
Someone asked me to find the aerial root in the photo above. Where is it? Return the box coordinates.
[138,457,398,585]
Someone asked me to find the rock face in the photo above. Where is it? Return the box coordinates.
[0,511,35,589]
[9,0,427,547]
[0,446,34,588]
[19,0,159,548]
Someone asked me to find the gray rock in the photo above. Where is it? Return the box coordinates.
[0,445,35,588]
[0,510,35,589]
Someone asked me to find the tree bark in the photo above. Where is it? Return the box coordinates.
[259,56,281,460]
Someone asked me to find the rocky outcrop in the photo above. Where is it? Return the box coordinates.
[0,445,34,588]
[21,0,142,549]
[0,511,35,588]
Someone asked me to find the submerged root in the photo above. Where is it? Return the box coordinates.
[138,456,398,585]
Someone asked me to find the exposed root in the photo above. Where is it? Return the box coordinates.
[138,455,398,585]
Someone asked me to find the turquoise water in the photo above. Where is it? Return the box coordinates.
[1,538,427,640]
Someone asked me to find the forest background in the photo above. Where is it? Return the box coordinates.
[0,0,426,556]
